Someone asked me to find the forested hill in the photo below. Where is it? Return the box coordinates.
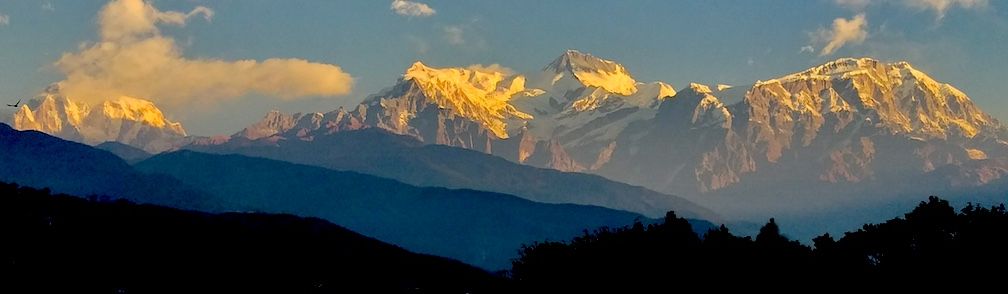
[0,182,507,293]
[511,196,1008,290]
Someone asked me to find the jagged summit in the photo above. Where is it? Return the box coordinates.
[790,57,889,77]
[403,61,526,99]
[687,83,714,94]
[544,50,623,74]
[752,58,997,139]
[198,53,1008,229]
[235,110,324,141]
[11,94,186,152]
[541,50,638,96]
[357,62,535,139]
[101,96,184,132]
[780,57,922,83]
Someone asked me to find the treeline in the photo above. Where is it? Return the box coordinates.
[0,182,506,294]
[511,196,1008,289]
[5,178,1007,292]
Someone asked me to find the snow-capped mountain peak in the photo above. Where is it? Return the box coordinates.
[759,58,996,139]
[403,61,528,99]
[688,83,714,94]
[100,96,184,133]
[540,50,638,96]
[10,94,186,152]
[358,62,535,139]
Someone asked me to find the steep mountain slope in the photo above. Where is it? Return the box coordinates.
[600,58,1008,219]
[187,128,716,221]
[10,92,186,153]
[218,53,1008,236]
[1,183,505,293]
[230,50,676,173]
[512,50,677,170]
[135,150,665,269]
[96,141,153,163]
[0,123,211,209]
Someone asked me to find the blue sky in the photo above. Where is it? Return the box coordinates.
[0,0,1005,135]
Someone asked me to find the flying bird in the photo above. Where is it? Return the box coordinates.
[6,99,20,108]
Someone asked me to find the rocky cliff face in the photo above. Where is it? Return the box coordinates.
[601,58,1007,207]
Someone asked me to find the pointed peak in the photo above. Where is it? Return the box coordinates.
[564,48,585,55]
[545,49,624,74]
[688,83,713,94]
[543,49,638,96]
[549,49,590,64]
[655,82,677,100]
[261,109,288,120]
[405,61,433,75]
[892,60,914,69]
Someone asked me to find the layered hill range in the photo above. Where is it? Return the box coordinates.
[224,50,1008,217]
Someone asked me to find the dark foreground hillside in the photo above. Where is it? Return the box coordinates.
[0,182,506,294]
[512,196,1008,290]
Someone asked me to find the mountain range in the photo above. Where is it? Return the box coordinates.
[7,49,1008,236]
[202,51,1008,224]
[186,128,715,220]
[135,150,684,269]
[0,123,212,210]
[5,88,186,153]
[2,123,704,269]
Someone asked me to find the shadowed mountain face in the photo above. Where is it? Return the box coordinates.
[1,183,506,293]
[96,141,152,163]
[1,122,686,269]
[136,150,686,269]
[185,128,716,221]
[0,123,212,210]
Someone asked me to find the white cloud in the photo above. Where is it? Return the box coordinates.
[813,13,869,56]
[42,2,55,12]
[836,0,873,10]
[406,35,430,55]
[391,0,436,18]
[443,25,465,45]
[0,13,9,26]
[800,45,815,53]
[902,0,988,20]
[97,0,213,41]
[466,64,514,76]
[53,0,354,107]
[832,0,988,20]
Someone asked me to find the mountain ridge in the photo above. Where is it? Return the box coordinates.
[219,51,1008,227]
[188,128,718,221]
[10,93,186,153]
[135,149,684,269]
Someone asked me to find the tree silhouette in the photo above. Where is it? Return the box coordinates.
[512,195,1008,288]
